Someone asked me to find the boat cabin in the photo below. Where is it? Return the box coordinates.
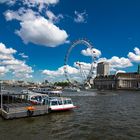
[48,97,76,111]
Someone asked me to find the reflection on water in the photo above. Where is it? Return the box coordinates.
[0,90,140,140]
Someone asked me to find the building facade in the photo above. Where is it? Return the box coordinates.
[97,62,110,76]
[116,73,140,89]
[94,75,116,90]
[94,72,140,90]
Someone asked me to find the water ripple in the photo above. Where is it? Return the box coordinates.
[0,91,140,140]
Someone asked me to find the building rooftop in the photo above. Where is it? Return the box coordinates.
[116,72,140,78]
[98,62,109,64]
[95,75,116,80]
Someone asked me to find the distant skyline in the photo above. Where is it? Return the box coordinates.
[0,0,140,82]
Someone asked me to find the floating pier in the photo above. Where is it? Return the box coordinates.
[0,84,76,120]
[0,103,49,119]
[0,84,49,119]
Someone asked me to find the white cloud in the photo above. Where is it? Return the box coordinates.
[0,0,8,3]
[22,0,59,12]
[0,43,16,54]
[42,62,97,82]
[42,65,80,82]
[0,0,10,3]
[74,11,87,23]
[74,61,91,70]
[13,73,32,79]
[19,53,28,58]
[97,56,132,76]
[9,63,33,79]
[4,10,20,21]
[1,59,23,65]
[42,65,79,76]
[116,70,126,74]
[43,65,87,82]
[97,56,133,69]
[81,48,101,58]
[46,10,63,23]
[16,17,68,47]
[0,0,59,9]
[134,47,140,55]
[0,0,16,5]
[97,57,108,63]
[0,43,33,79]
[109,56,132,68]
[5,9,68,47]
[0,66,8,75]
[128,47,140,63]
[23,0,59,6]
[0,54,13,60]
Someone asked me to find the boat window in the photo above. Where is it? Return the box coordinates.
[43,99,49,105]
[64,100,67,104]
[37,96,42,102]
[67,100,72,104]
[58,100,62,105]
[51,101,58,106]
[31,97,36,100]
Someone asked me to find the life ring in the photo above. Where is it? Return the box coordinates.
[26,106,35,117]
[26,106,35,111]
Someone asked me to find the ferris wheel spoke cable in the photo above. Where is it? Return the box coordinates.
[64,39,97,87]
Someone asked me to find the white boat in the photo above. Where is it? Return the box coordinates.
[63,87,80,92]
[27,93,48,105]
[48,97,77,112]
[21,90,48,105]
[32,87,62,95]
[21,90,77,112]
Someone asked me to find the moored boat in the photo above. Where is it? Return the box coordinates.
[21,90,76,112]
[63,87,80,92]
[32,87,62,96]
[21,90,49,105]
[48,97,77,112]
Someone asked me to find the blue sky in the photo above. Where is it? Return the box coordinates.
[0,0,140,82]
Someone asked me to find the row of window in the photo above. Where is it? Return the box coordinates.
[51,100,72,106]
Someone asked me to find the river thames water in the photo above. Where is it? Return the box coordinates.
[0,90,140,140]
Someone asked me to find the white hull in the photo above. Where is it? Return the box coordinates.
[33,88,62,95]
[50,104,76,111]
[63,88,80,92]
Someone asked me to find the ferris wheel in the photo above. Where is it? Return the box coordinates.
[64,39,97,87]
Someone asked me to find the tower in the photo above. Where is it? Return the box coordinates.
[97,62,110,76]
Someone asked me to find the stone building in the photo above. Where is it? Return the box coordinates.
[94,72,140,90]
[97,62,110,76]
[94,75,116,90]
[116,73,140,90]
